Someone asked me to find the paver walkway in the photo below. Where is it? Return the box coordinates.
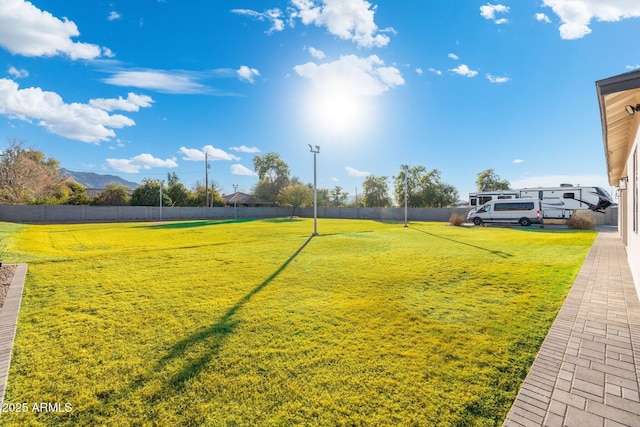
[0,263,27,407]
[504,229,640,426]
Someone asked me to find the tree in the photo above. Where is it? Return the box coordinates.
[277,183,313,217]
[0,139,62,204]
[92,183,130,206]
[167,171,180,187]
[393,166,459,207]
[131,179,172,206]
[252,152,290,202]
[64,181,91,205]
[476,169,510,191]
[329,186,349,207]
[163,174,191,207]
[393,165,428,208]
[167,182,191,207]
[362,175,391,207]
[190,182,224,207]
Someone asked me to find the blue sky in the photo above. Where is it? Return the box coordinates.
[1,0,640,200]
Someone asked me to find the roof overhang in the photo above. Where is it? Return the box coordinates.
[596,70,640,186]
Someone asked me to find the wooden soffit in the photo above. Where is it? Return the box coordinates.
[596,70,640,186]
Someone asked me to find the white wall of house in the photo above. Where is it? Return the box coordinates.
[623,132,640,291]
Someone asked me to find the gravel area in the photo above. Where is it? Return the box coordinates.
[0,264,17,309]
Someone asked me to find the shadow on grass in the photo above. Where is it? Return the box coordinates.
[159,234,314,390]
[138,218,257,229]
[262,217,304,223]
[101,234,315,411]
[409,226,513,258]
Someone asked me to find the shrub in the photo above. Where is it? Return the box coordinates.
[448,213,466,226]
[566,215,596,230]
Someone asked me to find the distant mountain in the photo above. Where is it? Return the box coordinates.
[61,168,139,190]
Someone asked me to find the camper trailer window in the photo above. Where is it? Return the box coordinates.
[563,193,575,199]
[479,196,492,205]
[497,196,514,199]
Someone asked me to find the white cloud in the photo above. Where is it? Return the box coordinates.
[0,78,148,143]
[230,145,261,153]
[626,64,640,70]
[331,177,339,182]
[308,46,326,60]
[294,54,404,96]
[237,65,261,83]
[290,0,391,48]
[179,145,240,162]
[486,73,510,83]
[103,69,209,94]
[0,0,110,59]
[535,13,551,23]
[89,93,154,112]
[428,67,442,75]
[449,64,478,78]
[480,4,510,24]
[448,53,459,60]
[231,8,285,34]
[108,11,121,21]
[106,153,178,174]
[415,68,424,76]
[230,164,258,176]
[513,159,524,164]
[346,166,370,177]
[8,66,28,78]
[542,0,640,40]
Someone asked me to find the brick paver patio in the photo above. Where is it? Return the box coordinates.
[504,229,640,426]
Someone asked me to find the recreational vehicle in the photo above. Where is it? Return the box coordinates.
[468,185,614,219]
[467,199,543,226]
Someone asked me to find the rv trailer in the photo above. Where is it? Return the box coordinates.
[468,185,614,219]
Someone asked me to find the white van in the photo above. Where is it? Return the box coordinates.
[467,199,543,226]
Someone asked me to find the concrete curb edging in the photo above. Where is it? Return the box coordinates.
[0,263,27,408]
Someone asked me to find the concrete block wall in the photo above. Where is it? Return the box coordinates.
[0,205,618,225]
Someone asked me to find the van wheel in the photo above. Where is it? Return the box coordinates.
[519,218,531,226]
[473,217,482,226]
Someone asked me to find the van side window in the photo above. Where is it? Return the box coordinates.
[563,193,575,199]
[494,202,534,211]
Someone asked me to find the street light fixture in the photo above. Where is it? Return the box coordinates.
[308,144,320,236]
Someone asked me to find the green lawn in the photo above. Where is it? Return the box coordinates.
[0,219,596,426]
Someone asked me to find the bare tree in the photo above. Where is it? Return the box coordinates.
[0,139,62,204]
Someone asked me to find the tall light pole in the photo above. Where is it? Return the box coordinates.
[205,152,210,207]
[308,144,320,236]
[403,165,408,228]
[233,184,238,219]
[159,179,164,221]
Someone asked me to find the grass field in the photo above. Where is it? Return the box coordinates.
[0,219,596,426]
